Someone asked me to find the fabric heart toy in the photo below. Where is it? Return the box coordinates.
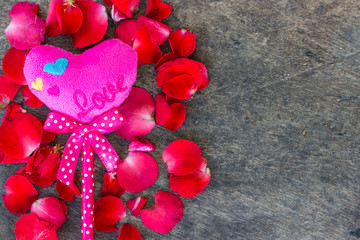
[23,39,137,240]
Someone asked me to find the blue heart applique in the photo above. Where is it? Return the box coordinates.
[43,58,68,76]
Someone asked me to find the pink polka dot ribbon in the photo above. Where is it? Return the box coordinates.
[43,108,126,240]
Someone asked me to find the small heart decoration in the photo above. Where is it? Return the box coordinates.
[31,77,43,91]
[43,58,68,76]
[47,85,60,96]
[24,39,138,123]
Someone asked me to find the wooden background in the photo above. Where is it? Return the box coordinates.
[1,0,360,239]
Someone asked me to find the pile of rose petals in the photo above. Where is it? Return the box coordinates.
[155,94,186,131]
[3,175,38,215]
[15,213,57,240]
[1,47,44,109]
[163,140,211,198]
[1,2,45,109]
[16,144,61,187]
[0,104,68,238]
[5,176,67,239]
[45,0,108,48]
[80,138,209,237]
[1,0,211,239]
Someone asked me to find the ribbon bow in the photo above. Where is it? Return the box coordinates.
[44,108,126,240]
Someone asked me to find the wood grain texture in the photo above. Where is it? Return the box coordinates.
[1,0,360,239]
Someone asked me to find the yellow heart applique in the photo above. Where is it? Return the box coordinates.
[31,77,43,91]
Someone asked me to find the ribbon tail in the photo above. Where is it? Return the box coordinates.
[88,135,120,172]
[81,140,95,240]
[57,134,83,185]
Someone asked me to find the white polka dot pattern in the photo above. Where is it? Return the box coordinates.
[42,108,126,240]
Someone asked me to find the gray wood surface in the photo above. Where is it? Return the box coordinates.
[1,0,360,239]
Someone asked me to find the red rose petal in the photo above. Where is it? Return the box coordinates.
[156,58,195,88]
[169,158,211,198]
[0,75,21,109]
[195,61,209,91]
[5,2,45,50]
[15,213,58,240]
[126,197,147,217]
[154,53,177,72]
[94,196,126,232]
[164,102,186,131]
[162,139,203,175]
[0,113,43,159]
[1,102,25,124]
[56,179,80,202]
[114,19,141,46]
[155,94,171,125]
[111,0,139,19]
[145,0,172,22]
[163,74,197,99]
[31,196,67,230]
[0,156,28,164]
[156,58,208,98]
[45,0,62,36]
[140,191,184,234]
[166,96,181,105]
[114,16,171,49]
[56,2,84,35]
[2,175,38,214]
[128,138,155,152]
[27,2,40,14]
[22,85,44,108]
[40,120,56,143]
[0,110,31,163]
[16,144,60,187]
[101,172,125,197]
[2,47,27,85]
[0,150,4,163]
[0,113,29,164]
[117,152,158,193]
[72,0,108,48]
[116,87,155,140]
[156,58,204,88]
[133,27,163,64]
[40,131,55,143]
[103,0,113,7]
[169,28,196,57]
[0,149,28,164]
[111,4,127,22]
[137,15,172,46]
[118,223,142,240]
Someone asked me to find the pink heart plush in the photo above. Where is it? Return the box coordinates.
[24,39,137,123]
